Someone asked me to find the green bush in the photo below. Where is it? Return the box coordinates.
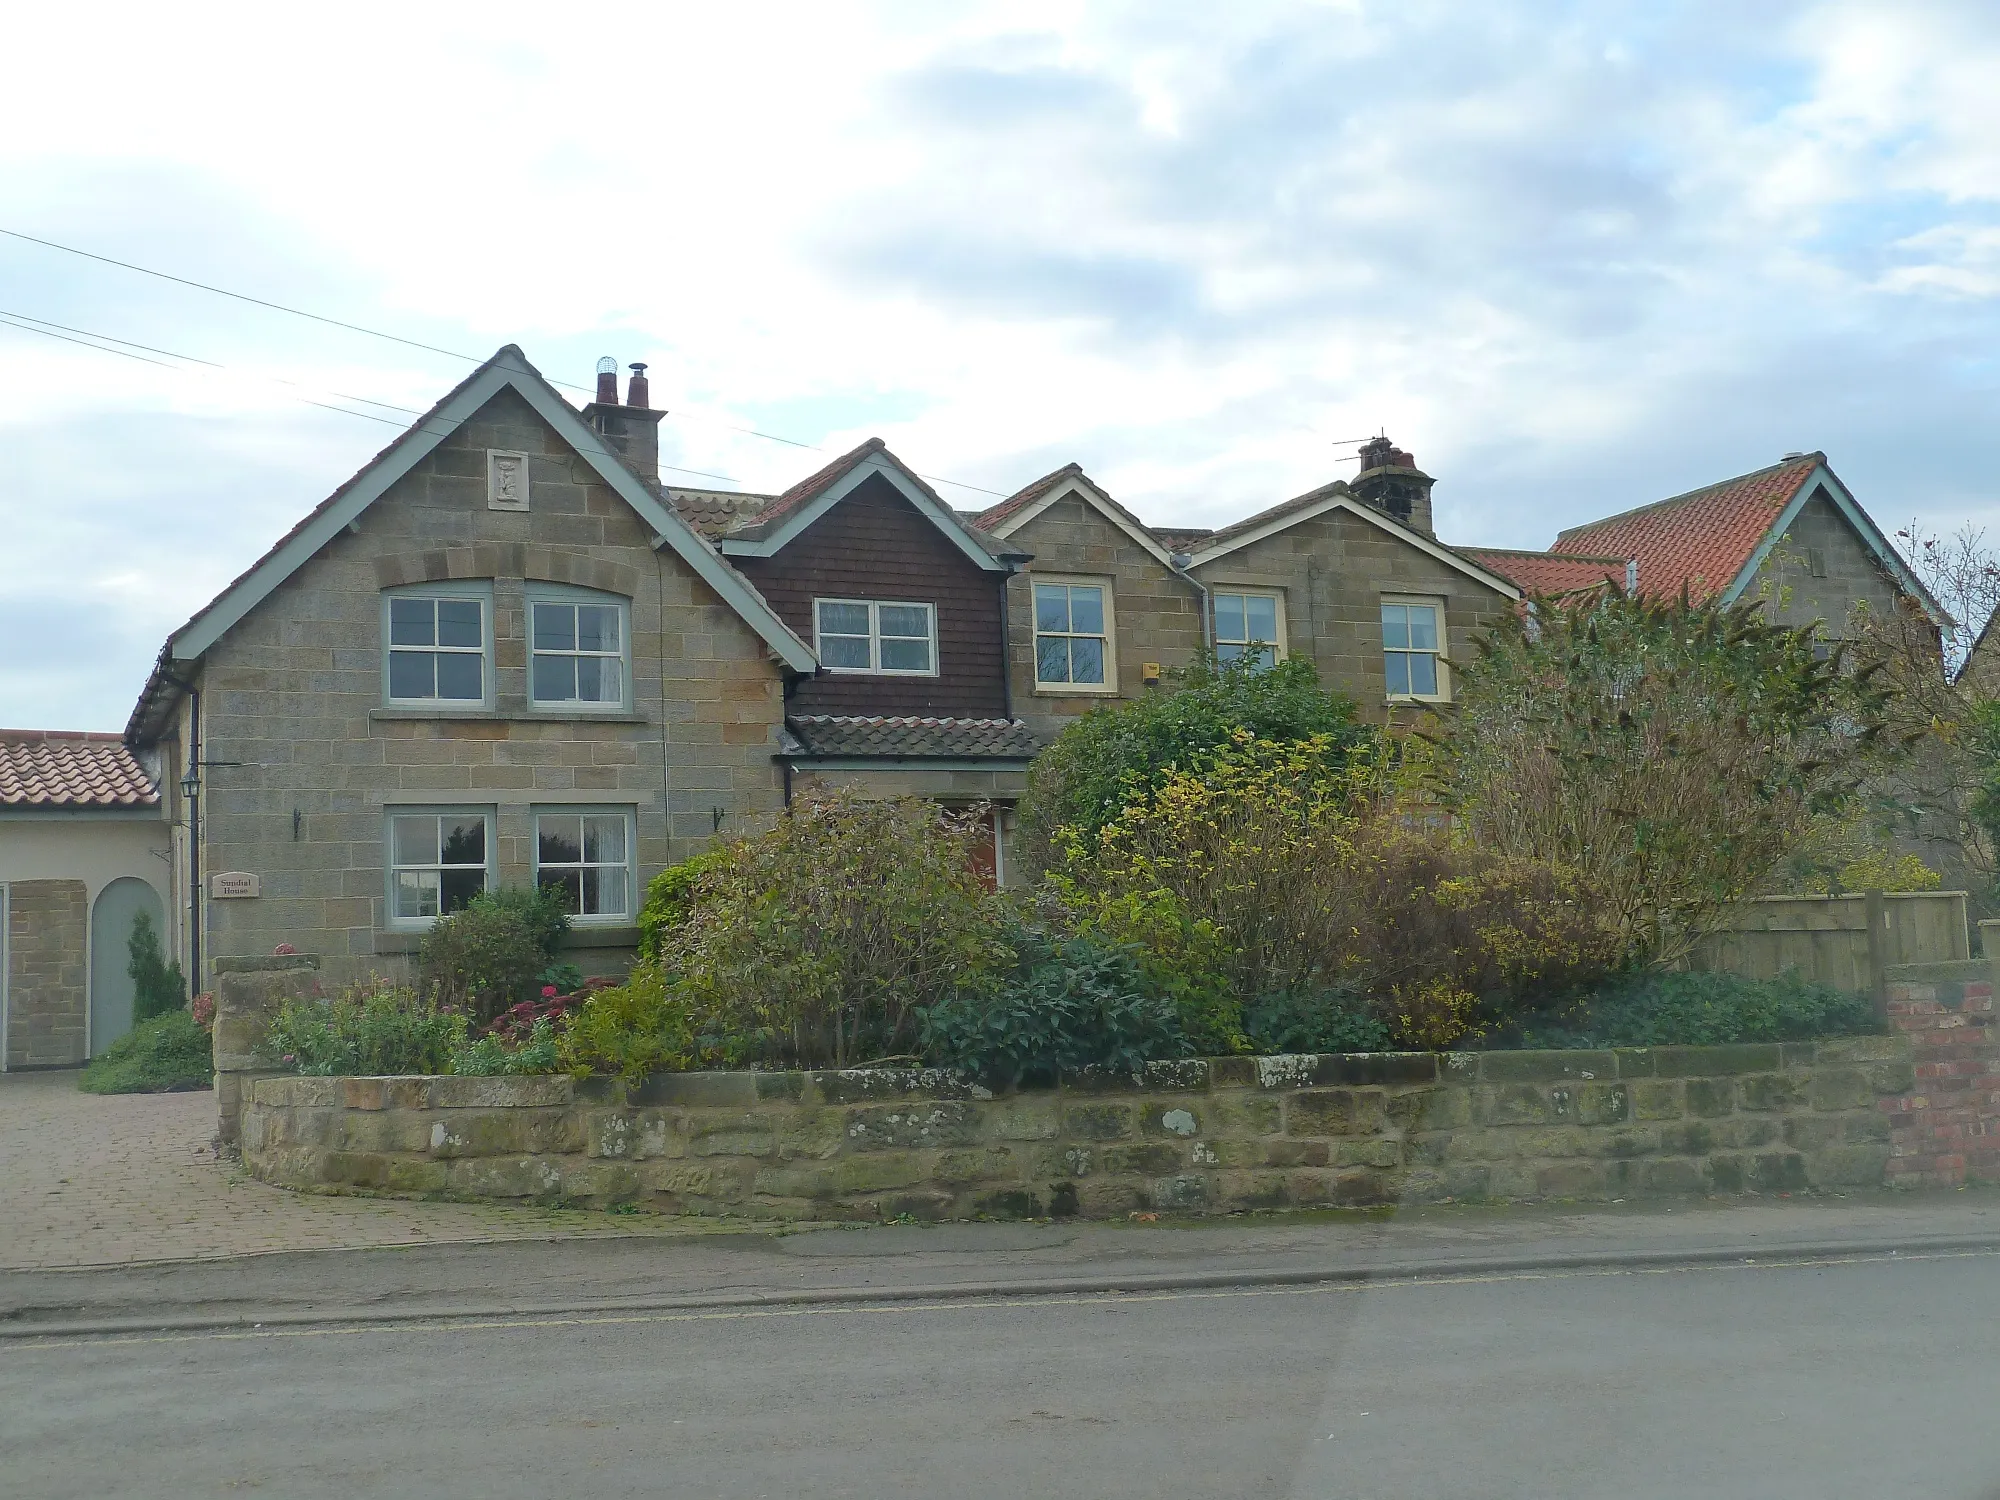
[127,910,187,1024]
[265,983,468,1075]
[919,928,1189,1087]
[1509,969,1883,1049]
[1242,989,1392,1054]
[659,791,1012,1068]
[450,1018,562,1076]
[555,962,706,1083]
[77,1011,213,1094]
[1017,652,1367,874]
[417,886,570,1023]
[637,848,730,961]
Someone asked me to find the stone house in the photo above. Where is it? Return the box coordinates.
[0,731,169,1068]
[124,348,821,994]
[972,435,1523,739]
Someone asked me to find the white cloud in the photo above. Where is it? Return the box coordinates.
[2,0,1999,728]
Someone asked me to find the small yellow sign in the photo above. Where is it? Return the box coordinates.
[210,872,261,900]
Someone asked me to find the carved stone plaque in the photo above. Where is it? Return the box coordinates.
[487,450,530,511]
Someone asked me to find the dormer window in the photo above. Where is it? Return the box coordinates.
[813,599,937,676]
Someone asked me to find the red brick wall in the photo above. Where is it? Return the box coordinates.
[734,474,1011,718]
[1882,972,2000,1186]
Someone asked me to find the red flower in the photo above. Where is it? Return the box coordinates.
[541,985,558,998]
[274,943,299,956]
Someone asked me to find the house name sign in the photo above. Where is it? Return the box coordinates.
[210,872,261,900]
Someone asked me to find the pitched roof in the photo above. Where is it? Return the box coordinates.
[735,438,890,537]
[975,463,1083,532]
[1196,478,1351,552]
[1458,547,1630,597]
[0,731,158,809]
[1185,480,1520,597]
[784,715,1043,761]
[126,346,820,743]
[975,463,1184,570]
[718,439,1015,570]
[1553,455,1822,602]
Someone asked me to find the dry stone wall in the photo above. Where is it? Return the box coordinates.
[243,1039,1918,1219]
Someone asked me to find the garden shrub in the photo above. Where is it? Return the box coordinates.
[127,910,187,1024]
[77,1011,213,1094]
[450,1019,562,1076]
[1241,988,1391,1055]
[417,886,570,1023]
[658,791,1012,1068]
[1343,826,1623,1041]
[265,983,467,1076]
[637,847,731,961]
[1508,969,1882,1050]
[919,927,1188,1087]
[1050,731,1620,1049]
[555,962,704,1083]
[1432,583,1899,964]
[1016,652,1368,874]
[1054,730,1373,1002]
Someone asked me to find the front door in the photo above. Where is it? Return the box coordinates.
[89,878,165,1054]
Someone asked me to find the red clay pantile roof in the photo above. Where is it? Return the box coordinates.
[666,487,775,539]
[0,731,158,809]
[1459,547,1630,596]
[1152,526,1216,554]
[1554,455,1822,602]
[785,715,1043,760]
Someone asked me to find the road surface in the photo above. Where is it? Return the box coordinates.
[8,1248,1999,1498]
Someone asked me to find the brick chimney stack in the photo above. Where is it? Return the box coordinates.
[1351,434,1436,536]
[580,354,666,486]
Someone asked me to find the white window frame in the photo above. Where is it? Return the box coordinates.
[526,585,633,713]
[532,807,636,925]
[1030,574,1118,695]
[1381,595,1450,703]
[1212,589,1287,668]
[812,598,939,677]
[381,582,494,709]
[385,807,495,930]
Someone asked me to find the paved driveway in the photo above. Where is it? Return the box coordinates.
[0,1071,732,1271]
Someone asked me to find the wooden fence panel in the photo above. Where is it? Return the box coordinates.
[1690,892,1969,993]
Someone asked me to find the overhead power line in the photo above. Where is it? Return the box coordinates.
[0,226,1009,497]
[0,310,744,484]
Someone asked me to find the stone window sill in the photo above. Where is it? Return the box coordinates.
[373,925,641,956]
[370,709,649,726]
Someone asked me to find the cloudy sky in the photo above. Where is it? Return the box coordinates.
[4,0,1998,730]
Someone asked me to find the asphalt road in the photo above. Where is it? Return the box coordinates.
[8,1249,2000,1499]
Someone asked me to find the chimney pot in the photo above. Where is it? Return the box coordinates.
[627,362,650,410]
[595,356,618,405]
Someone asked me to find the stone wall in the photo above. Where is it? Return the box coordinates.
[243,1039,1920,1219]
[4,879,89,1067]
[212,953,324,1147]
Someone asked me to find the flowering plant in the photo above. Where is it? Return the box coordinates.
[189,992,216,1029]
